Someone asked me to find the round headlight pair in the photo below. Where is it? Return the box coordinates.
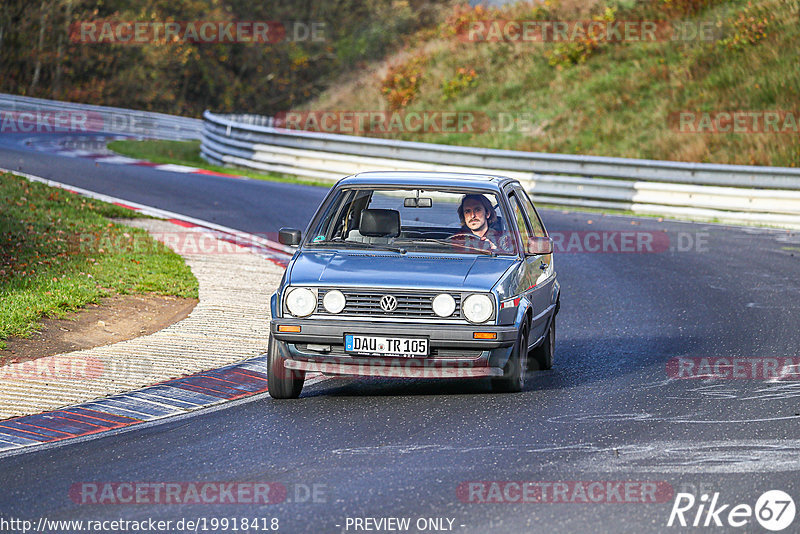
[322,290,346,314]
[286,288,347,317]
[285,287,317,317]
[432,293,456,318]
[462,294,494,324]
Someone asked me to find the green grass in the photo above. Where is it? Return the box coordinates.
[0,172,198,349]
[108,139,205,168]
[107,139,332,188]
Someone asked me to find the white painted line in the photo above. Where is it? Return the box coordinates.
[93,156,143,165]
[113,391,195,412]
[88,398,178,417]
[154,163,201,173]
[129,391,206,409]
[0,434,42,446]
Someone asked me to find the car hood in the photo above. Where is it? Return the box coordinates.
[288,250,517,291]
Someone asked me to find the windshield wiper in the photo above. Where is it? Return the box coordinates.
[398,237,497,256]
[312,238,407,254]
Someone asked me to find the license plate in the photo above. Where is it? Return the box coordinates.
[344,334,429,357]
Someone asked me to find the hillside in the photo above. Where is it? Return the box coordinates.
[306,0,800,167]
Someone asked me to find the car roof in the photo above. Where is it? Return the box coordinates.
[337,171,516,192]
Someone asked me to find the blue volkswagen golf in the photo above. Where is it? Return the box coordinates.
[269,172,560,398]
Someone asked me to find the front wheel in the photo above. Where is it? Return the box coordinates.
[267,336,305,399]
[530,317,555,371]
[492,322,529,393]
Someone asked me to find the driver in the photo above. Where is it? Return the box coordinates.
[455,194,502,251]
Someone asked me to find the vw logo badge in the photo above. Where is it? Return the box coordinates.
[380,295,398,312]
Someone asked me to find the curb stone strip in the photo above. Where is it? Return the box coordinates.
[0,214,284,419]
[0,357,330,456]
[0,168,328,454]
[0,356,269,454]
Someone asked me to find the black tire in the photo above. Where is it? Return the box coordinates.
[492,321,529,393]
[267,336,305,399]
[530,316,555,371]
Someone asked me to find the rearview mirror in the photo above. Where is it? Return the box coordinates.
[403,197,432,208]
[278,228,302,246]
[527,236,553,255]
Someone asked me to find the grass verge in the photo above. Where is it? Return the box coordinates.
[107,139,332,188]
[0,172,198,349]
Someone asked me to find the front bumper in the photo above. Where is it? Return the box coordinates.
[270,319,517,378]
[271,319,517,347]
[284,359,504,378]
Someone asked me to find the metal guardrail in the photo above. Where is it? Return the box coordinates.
[0,93,202,140]
[201,111,800,228]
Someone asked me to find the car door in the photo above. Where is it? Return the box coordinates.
[506,187,553,343]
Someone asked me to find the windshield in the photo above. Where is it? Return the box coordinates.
[305,187,518,255]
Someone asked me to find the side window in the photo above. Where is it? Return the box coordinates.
[508,193,532,252]
[516,187,546,237]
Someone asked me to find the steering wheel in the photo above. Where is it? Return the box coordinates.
[447,232,498,251]
[446,233,473,241]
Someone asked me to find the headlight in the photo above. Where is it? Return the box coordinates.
[432,293,456,318]
[322,289,346,314]
[285,287,317,317]
[462,294,494,324]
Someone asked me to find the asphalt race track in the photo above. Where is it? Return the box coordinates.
[0,133,328,234]
[1,133,800,533]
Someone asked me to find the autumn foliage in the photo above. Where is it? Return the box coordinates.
[0,0,446,117]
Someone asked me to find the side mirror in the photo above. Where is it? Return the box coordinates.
[527,236,553,255]
[278,228,302,246]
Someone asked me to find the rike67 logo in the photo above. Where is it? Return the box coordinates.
[668,490,796,531]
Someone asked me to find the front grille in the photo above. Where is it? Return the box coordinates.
[316,289,461,320]
[432,348,483,359]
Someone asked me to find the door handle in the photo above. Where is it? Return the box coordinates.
[539,263,548,270]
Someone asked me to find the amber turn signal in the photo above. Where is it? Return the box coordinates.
[473,332,497,340]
